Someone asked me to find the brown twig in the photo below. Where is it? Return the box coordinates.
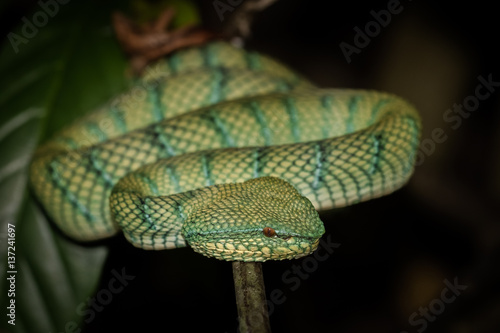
[112,8,216,74]
[232,262,272,333]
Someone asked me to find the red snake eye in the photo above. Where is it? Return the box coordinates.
[263,227,276,238]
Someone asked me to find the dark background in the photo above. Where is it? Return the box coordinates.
[1,0,499,332]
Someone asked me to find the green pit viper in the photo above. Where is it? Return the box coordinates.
[30,41,421,262]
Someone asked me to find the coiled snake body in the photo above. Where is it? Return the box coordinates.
[30,42,420,261]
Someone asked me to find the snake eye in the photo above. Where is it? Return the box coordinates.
[263,227,276,238]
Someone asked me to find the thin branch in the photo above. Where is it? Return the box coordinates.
[232,262,271,333]
[112,8,214,75]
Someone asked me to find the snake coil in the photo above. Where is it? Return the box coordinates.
[30,42,420,261]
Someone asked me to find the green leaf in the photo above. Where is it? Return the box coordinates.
[0,1,132,332]
[130,0,201,27]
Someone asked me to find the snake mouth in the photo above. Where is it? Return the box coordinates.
[186,234,322,262]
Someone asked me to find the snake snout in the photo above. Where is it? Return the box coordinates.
[180,177,326,261]
[185,230,323,262]
[184,217,325,262]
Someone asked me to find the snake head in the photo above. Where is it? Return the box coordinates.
[182,177,325,262]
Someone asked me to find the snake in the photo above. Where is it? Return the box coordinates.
[29,41,421,262]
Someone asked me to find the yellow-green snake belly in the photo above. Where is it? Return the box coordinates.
[29,41,421,262]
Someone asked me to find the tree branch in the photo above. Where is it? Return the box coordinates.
[232,262,271,333]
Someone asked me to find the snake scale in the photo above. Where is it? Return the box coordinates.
[29,41,420,261]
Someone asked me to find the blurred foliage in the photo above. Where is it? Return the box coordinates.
[130,0,201,27]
